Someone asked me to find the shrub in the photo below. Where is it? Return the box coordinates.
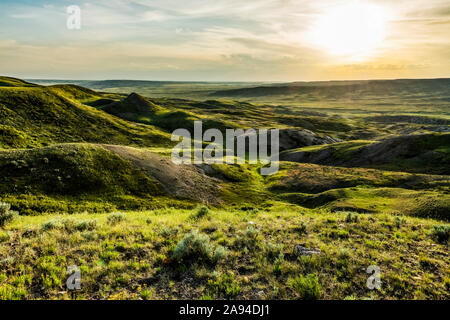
[0,202,18,227]
[160,227,179,238]
[139,287,153,300]
[265,242,284,262]
[233,225,261,250]
[0,230,9,242]
[58,219,97,232]
[394,216,406,228]
[288,273,321,300]
[345,212,359,223]
[41,219,62,232]
[245,225,260,240]
[272,253,284,276]
[207,271,241,299]
[431,224,449,244]
[190,206,210,220]
[172,230,228,264]
[75,219,97,232]
[107,212,126,225]
[296,221,307,235]
[212,245,229,262]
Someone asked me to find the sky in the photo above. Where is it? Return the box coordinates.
[0,0,449,81]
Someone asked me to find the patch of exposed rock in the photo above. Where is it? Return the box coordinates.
[238,128,340,152]
[100,144,222,205]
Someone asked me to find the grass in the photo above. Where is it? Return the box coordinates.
[0,76,449,300]
[0,86,172,149]
[0,202,18,227]
[280,187,450,221]
[281,133,450,175]
[288,273,321,300]
[0,208,448,300]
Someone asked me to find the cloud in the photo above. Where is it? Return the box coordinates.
[0,0,448,80]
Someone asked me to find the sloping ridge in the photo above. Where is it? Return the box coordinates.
[0,144,221,205]
[281,133,450,174]
[0,85,171,147]
[238,128,340,152]
[0,76,39,88]
[47,84,102,101]
[102,144,221,204]
[211,78,450,97]
[103,93,163,119]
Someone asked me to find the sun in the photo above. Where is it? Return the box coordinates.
[308,2,390,59]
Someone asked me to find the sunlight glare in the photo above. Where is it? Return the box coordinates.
[309,2,390,59]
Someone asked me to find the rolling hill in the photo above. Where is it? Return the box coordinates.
[280,133,450,175]
[211,78,450,98]
[0,80,171,149]
[0,76,449,300]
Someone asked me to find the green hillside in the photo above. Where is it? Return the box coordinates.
[0,86,171,148]
[0,144,204,215]
[0,76,448,300]
[281,133,450,175]
[0,76,39,88]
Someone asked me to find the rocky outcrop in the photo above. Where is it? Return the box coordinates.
[238,128,340,152]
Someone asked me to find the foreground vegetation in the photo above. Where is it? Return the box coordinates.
[0,207,448,300]
[1,76,449,300]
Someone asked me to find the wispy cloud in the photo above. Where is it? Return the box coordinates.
[0,0,448,80]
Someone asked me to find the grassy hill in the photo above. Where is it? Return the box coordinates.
[102,92,164,120]
[281,133,450,175]
[0,76,448,300]
[0,144,216,214]
[102,93,240,134]
[0,76,39,88]
[0,84,171,149]
[211,78,450,97]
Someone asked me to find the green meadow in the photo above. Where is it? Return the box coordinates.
[0,76,449,300]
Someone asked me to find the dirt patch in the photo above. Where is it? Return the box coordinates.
[100,144,222,205]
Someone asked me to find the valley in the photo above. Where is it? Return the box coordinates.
[0,76,448,300]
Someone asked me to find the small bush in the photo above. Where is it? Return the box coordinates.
[160,227,179,238]
[207,271,241,299]
[265,242,284,262]
[75,219,97,231]
[0,230,10,242]
[107,212,126,225]
[139,287,153,300]
[245,225,260,239]
[233,225,261,250]
[0,202,18,227]
[213,245,229,262]
[272,253,284,276]
[288,273,321,300]
[190,206,210,220]
[431,224,449,244]
[172,230,228,264]
[345,212,359,223]
[296,221,307,235]
[59,219,97,232]
[394,216,406,228]
[41,219,62,232]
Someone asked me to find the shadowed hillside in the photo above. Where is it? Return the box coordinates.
[103,92,164,121]
[0,76,449,301]
[211,78,450,98]
[281,133,450,175]
[0,144,221,214]
[0,83,171,148]
[0,76,39,88]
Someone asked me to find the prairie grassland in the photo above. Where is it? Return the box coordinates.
[1,76,449,300]
[0,208,448,300]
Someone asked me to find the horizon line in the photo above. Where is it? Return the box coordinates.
[18,76,450,84]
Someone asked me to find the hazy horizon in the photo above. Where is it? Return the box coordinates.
[20,76,449,83]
